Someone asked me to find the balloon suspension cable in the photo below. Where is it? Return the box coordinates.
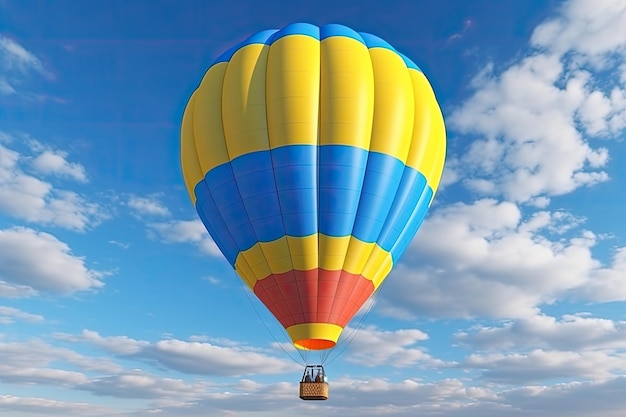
[237,279,307,366]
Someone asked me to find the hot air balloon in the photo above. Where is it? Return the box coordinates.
[180,23,446,399]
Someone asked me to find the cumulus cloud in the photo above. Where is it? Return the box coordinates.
[342,326,446,368]
[455,314,626,352]
[6,375,626,417]
[530,0,626,59]
[376,199,619,319]
[149,219,222,258]
[30,150,88,183]
[0,306,44,324]
[449,56,611,205]
[464,349,626,384]
[0,281,37,298]
[0,227,105,295]
[55,329,148,356]
[0,336,217,409]
[446,0,626,206]
[0,338,122,387]
[78,371,213,400]
[127,195,170,217]
[0,141,105,231]
[578,247,626,301]
[143,339,298,376]
[449,314,626,384]
[2,331,626,417]
[0,395,113,416]
[59,330,298,377]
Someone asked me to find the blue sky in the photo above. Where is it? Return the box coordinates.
[1,0,626,416]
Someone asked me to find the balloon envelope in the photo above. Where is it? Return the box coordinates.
[181,23,446,350]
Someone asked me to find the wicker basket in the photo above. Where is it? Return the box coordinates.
[299,382,329,400]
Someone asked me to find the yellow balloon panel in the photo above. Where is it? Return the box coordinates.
[222,43,271,159]
[180,94,203,204]
[319,36,374,149]
[406,69,447,194]
[266,35,320,148]
[367,47,414,161]
[192,62,230,175]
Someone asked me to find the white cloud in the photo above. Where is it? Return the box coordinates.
[63,330,298,377]
[456,314,626,352]
[376,199,626,320]
[0,395,113,416]
[342,326,445,368]
[4,329,626,417]
[0,36,45,75]
[78,370,213,400]
[379,199,601,318]
[0,366,86,386]
[0,36,50,97]
[449,57,611,204]
[146,339,298,376]
[6,375,626,417]
[579,247,626,301]
[447,0,626,205]
[0,227,105,295]
[56,329,148,355]
[463,349,626,384]
[0,281,37,298]
[143,376,626,417]
[530,0,626,59]
[127,195,170,217]
[30,150,88,183]
[0,338,122,384]
[0,141,105,231]
[149,219,222,258]
[0,306,44,324]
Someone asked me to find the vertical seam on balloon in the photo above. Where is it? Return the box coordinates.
[316,33,324,326]
[225,39,299,325]
[323,29,370,325]
[218,48,297,320]
[318,30,346,326]
[309,33,321,327]
[377,70,441,265]
[316,36,322,326]
[220,47,266,286]
[329,79,369,322]
[191,71,242,270]
[356,47,414,294]
[264,32,300,326]
[334,35,376,324]
[244,51,293,317]
[189,99,235,265]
